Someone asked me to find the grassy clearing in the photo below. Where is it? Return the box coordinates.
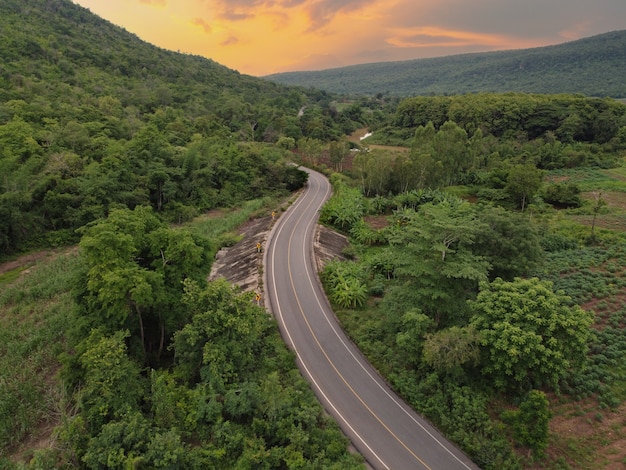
[547,165,626,238]
[548,167,626,193]
[0,251,79,458]
[0,267,25,285]
[184,197,275,239]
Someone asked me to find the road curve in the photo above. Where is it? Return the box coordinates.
[264,168,480,470]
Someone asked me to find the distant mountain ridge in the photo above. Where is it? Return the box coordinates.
[264,30,626,98]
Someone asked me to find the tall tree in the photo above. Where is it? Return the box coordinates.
[432,121,471,186]
[173,278,273,387]
[470,277,594,392]
[473,204,543,280]
[78,206,208,364]
[385,200,490,325]
[505,164,543,211]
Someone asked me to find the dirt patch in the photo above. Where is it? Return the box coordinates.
[0,249,68,276]
[364,215,389,230]
[540,397,626,469]
[546,175,571,184]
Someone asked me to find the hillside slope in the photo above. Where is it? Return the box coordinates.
[0,0,358,256]
[265,30,626,97]
[0,0,299,118]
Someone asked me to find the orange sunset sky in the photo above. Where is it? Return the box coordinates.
[72,0,626,77]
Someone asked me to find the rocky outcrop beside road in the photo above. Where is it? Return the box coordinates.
[209,216,348,298]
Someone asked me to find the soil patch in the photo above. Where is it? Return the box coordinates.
[538,397,626,469]
[0,249,70,276]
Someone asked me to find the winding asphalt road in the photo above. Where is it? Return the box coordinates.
[264,168,480,470]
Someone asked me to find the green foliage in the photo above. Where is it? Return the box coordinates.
[169,278,364,468]
[385,200,490,325]
[543,182,583,208]
[76,205,209,365]
[358,94,626,181]
[319,183,366,232]
[395,309,435,367]
[80,411,187,469]
[473,204,543,280]
[321,260,369,309]
[501,390,551,459]
[349,219,385,246]
[276,136,296,150]
[0,0,324,257]
[352,149,397,196]
[75,330,145,434]
[174,278,274,387]
[0,252,77,453]
[422,326,480,374]
[398,372,521,470]
[505,164,544,211]
[2,203,363,468]
[470,277,594,392]
[531,243,626,408]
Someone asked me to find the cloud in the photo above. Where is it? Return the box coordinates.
[208,0,376,29]
[385,27,531,49]
[192,18,212,33]
[387,0,626,44]
[138,0,166,5]
[304,0,376,30]
[220,35,240,46]
[220,10,253,21]
[211,0,300,22]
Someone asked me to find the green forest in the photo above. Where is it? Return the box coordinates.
[2,0,626,469]
[265,29,626,98]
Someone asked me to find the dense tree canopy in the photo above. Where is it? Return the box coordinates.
[62,210,364,469]
[470,277,594,392]
[76,206,210,365]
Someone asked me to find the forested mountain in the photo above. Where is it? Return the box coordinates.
[0,0,368,256]
[265,30,626,97]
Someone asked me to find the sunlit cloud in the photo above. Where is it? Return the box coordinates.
[138,0,166,6]
[220,35,240,46]
[192,18,212,33]
[386,26,545,50]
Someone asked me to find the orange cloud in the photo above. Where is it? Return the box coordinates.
[220,35,240,46]
[386,26,546,50]
[192,18,212,33]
